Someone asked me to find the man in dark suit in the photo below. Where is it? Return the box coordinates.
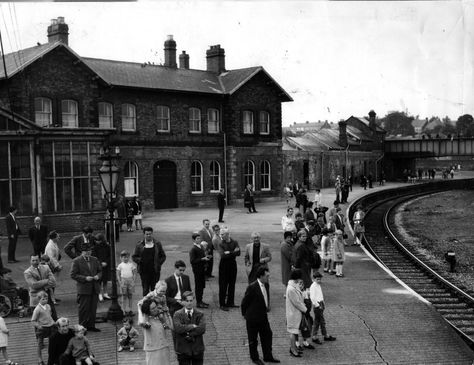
[70,242,102,332]
[165,260,192,316]
[217,188,226,223]
[28,216,49,256]
[64,226,94,259]
[189,233,210,308]
[198,219,214,278]
[5,206,21,263]
[173,291,206,365]
[241,266,280,365]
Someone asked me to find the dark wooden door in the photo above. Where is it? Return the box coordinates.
[153,160,177,209]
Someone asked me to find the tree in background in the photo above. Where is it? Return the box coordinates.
[456,114,474,137]
[380,111,415,136]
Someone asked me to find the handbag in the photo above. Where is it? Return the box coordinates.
[299,312,313,338]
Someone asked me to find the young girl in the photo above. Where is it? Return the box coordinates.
[117,317,139,352]
[65,325,95,365]
[332,230,346,277]
[0,313,18,365]
[31,291,55,365]
[320,228,332,273]
[92,233,111,302]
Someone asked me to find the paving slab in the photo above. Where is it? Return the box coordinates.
[2,173,474,364]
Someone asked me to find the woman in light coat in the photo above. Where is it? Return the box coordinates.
[44,231,62,274]
[332,230,346,277]
[286,269,311,357]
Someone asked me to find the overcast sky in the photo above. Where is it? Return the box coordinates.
[1,1,473,126]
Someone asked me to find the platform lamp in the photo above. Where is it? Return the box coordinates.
[98,146,123,321]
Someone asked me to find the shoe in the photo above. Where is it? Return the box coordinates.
[218,220,224,223]
[220,306,229,311]
[289,349,302,358]
[324,335,336,341]
[118,346,123,352]
[87,327,101,332]
[323,268,328,272]
[303,343,315,350]
[296,345,303,352]
[312,338,323,344]
[99,294,104,302]
[263,357,280,363]
[226,304,239,308]
[129,346,135,352]
[251,359,265,365]
[103,294,111,300]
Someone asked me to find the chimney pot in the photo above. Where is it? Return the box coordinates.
[206,44,225,74]
[47,17,69,45]
[338,121,348,148]
[179,51,190,70]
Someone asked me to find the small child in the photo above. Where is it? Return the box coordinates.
[116,250,137,316]
[126,202,134,232]
[40,255,58,304]
[65,325,95,365]
[0,313,18,365]
[31,291,56,365]
[309,272,336,344]
[117,317,139,352]
[142,280,172,329]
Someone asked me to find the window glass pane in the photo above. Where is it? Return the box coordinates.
[243,111,253,134]
[0,181,10,216]
[0,143,8,179]
[35,98,52,127]
[210,161,220,191]
[12,179,32,213]
[99,102,113,129]
[73,178,89,211]
[260,161,271,190]
[43,179,55,212]
[61,100,78,128]
[157,106,170,131]
[72,142,88,176]
[244,161,255,187]
[122,104,136,130]
[55,142,71,177]
[189,108,201,132]
[191,161,202,192]
[56,178,72,211]
[10,142,31,179]
[91,177,105,210]
[41,143,54,177]
[259,111,270,134]
[208,109,219,133]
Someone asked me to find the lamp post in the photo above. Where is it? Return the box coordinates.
[98,146,123,321]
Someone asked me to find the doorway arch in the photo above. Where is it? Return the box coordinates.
[153,160,177,209]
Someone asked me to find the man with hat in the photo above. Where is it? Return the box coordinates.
[70,241,102,332]
[64,226,95,259]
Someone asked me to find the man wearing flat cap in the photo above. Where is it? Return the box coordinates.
[70,241,102,332]
[64,226,95,259]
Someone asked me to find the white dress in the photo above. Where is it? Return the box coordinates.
[0,317,8,347]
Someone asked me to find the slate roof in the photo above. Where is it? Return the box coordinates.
[0,42,292,100]
[349,116,385,133]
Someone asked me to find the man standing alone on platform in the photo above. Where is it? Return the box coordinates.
[241,266,280,365]
[70,243,102,332]
[132,226,166,296]
[28,217,48,257]
[198,219,214,279]
[217,188,226,223]
[5,206,21,263]
[217,227,240,311]
[189,233,210,308]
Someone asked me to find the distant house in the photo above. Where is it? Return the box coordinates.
[282,110,386,188]
[0,17,292,230]
[412,118,428,135]
[283,120,331,135]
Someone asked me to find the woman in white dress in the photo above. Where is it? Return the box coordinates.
[44,231,62,274]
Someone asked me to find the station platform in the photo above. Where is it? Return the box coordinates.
[3,173,474,364]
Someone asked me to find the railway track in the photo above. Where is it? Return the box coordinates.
[360,193,474,347]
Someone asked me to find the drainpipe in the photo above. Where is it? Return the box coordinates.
[223,132,227,205]
[345,144,350,179]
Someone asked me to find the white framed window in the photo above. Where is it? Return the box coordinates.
[244,160,255,188]
[34,97,52,127]
[207,108,220,134]
[189,107,201,133]
[243,110,254,134]
[124,161,139,197]
[122,104,136,131]
[191,161,203,194]
[98,102,113,129]
[156,105,170,132]
[259,111,270,135]
[61,100,78,128]
[210,161,221,192]
[260,160,271,190]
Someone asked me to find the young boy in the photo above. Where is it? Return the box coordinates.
[65,325,95,365]
[31,291,55,365]
[309,272,336,344]
[117,317,139,352]
[40,255,58,304]
[116,250,137,316]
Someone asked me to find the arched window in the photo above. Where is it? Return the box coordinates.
[259,111,270,135]
[124,161,139,197]
[260,160,271,190]
[61,99,78,128]
[189,107,201,133]
[243,110,253,134]
[210,161,221,192]
[98,102,113,129]
[34,97,52,127]
[243,160,255,188]
[191,161,203,194]
[122,104,136,131]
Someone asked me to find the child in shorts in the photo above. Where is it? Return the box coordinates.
[117,317,139,352]
[116,250,137,316]
[65,325,95,365]
[31,291,56,365]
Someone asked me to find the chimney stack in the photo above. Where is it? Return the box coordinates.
[368,110,377,131]
[164,35,177,68]
[179,51,189,69]
[47,17,69,45]
[338,120,348,148]
[206,45,225,74]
